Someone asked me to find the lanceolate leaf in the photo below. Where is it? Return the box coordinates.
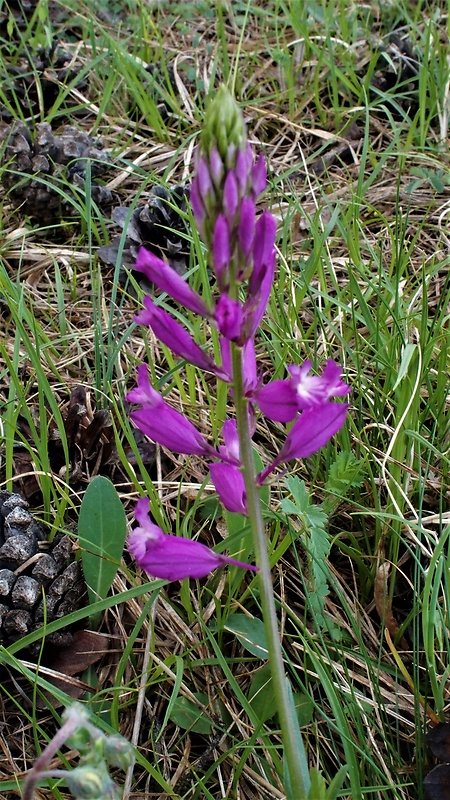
[224,613,268,658]
[78,476,127,626]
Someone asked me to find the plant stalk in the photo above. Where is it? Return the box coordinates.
[21,715,79,800]
[230,342,309,800]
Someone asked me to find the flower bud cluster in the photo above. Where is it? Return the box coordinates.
[21,703,134,800]
[127,88,350,582]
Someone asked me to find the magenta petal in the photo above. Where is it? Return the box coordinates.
[210,462,248,515]
[129,498,256,580]
[279,402,349,460]
[127,365,218,457]
[256,379,299,422]
[126,364,161,405]
[321,360,351,398]
[219,419,240,463]
[287,360,350,409]
[258,402,349,482]
[213,214,230,283]
[238,197,256,261]
[135,296,222,375]
[135,247,210,318]
[242,250,276,340]
[223,170,239,219]
[209,147,224,187]
[197,157,213,199]
[130,407,217,457]
[235,147,250,193]
[214,294,244,341]
[190,177,205,228]
[241,338,259,393]
[218,338,259,394]
[219,337,232,380]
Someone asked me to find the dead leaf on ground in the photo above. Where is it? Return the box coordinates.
[427,722,450,762]
[374,560,408,650]
[424,764,450,800]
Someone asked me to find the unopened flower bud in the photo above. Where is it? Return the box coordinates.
[200,86,247,166]
[64,764,118,800]
[103,735,135,771]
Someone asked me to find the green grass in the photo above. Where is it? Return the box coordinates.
[0,0,449,798]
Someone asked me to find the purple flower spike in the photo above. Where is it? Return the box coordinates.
[135,296,226,377]
[213,214,231,284]
[129,498,257,580]
[127,365,218,458]
[257,402,349,483]
[210,463,248,515]
[135,248,211,319]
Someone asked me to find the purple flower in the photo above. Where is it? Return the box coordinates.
[223,171,239,220]
[220,337,261,396]
[238,197,256,263]
[127,364,218,458]
[249,212,277,296]
[235,145,253,194]
[197,158,214,203]
[210,462,248,515]
[256,360,350,422]
[214,294,244,341]
[240,211,277,341]
[135,296,227,378]
[189,178,204,228]
[219,419,241,463]
[128,498,257,580]
[257,402,349,483]
[251,152,267,197]
[209,147,224,188]
[213,214,231,286]
[135,248,211,318]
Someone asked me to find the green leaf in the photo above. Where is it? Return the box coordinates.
[248,663,276,721]
[307,768,327,800]
[281,476,332,633]
[283,681,311,800]
[292,692,315,727]
[224,613,268,658]
[393,343,417,390]
[323,451,366,511]
[169,693,212,734]
[325,765,348,798]
[79,476,127,627]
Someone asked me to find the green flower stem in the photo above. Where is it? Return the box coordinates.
[230,342,309,800]
[21,713,80,800]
